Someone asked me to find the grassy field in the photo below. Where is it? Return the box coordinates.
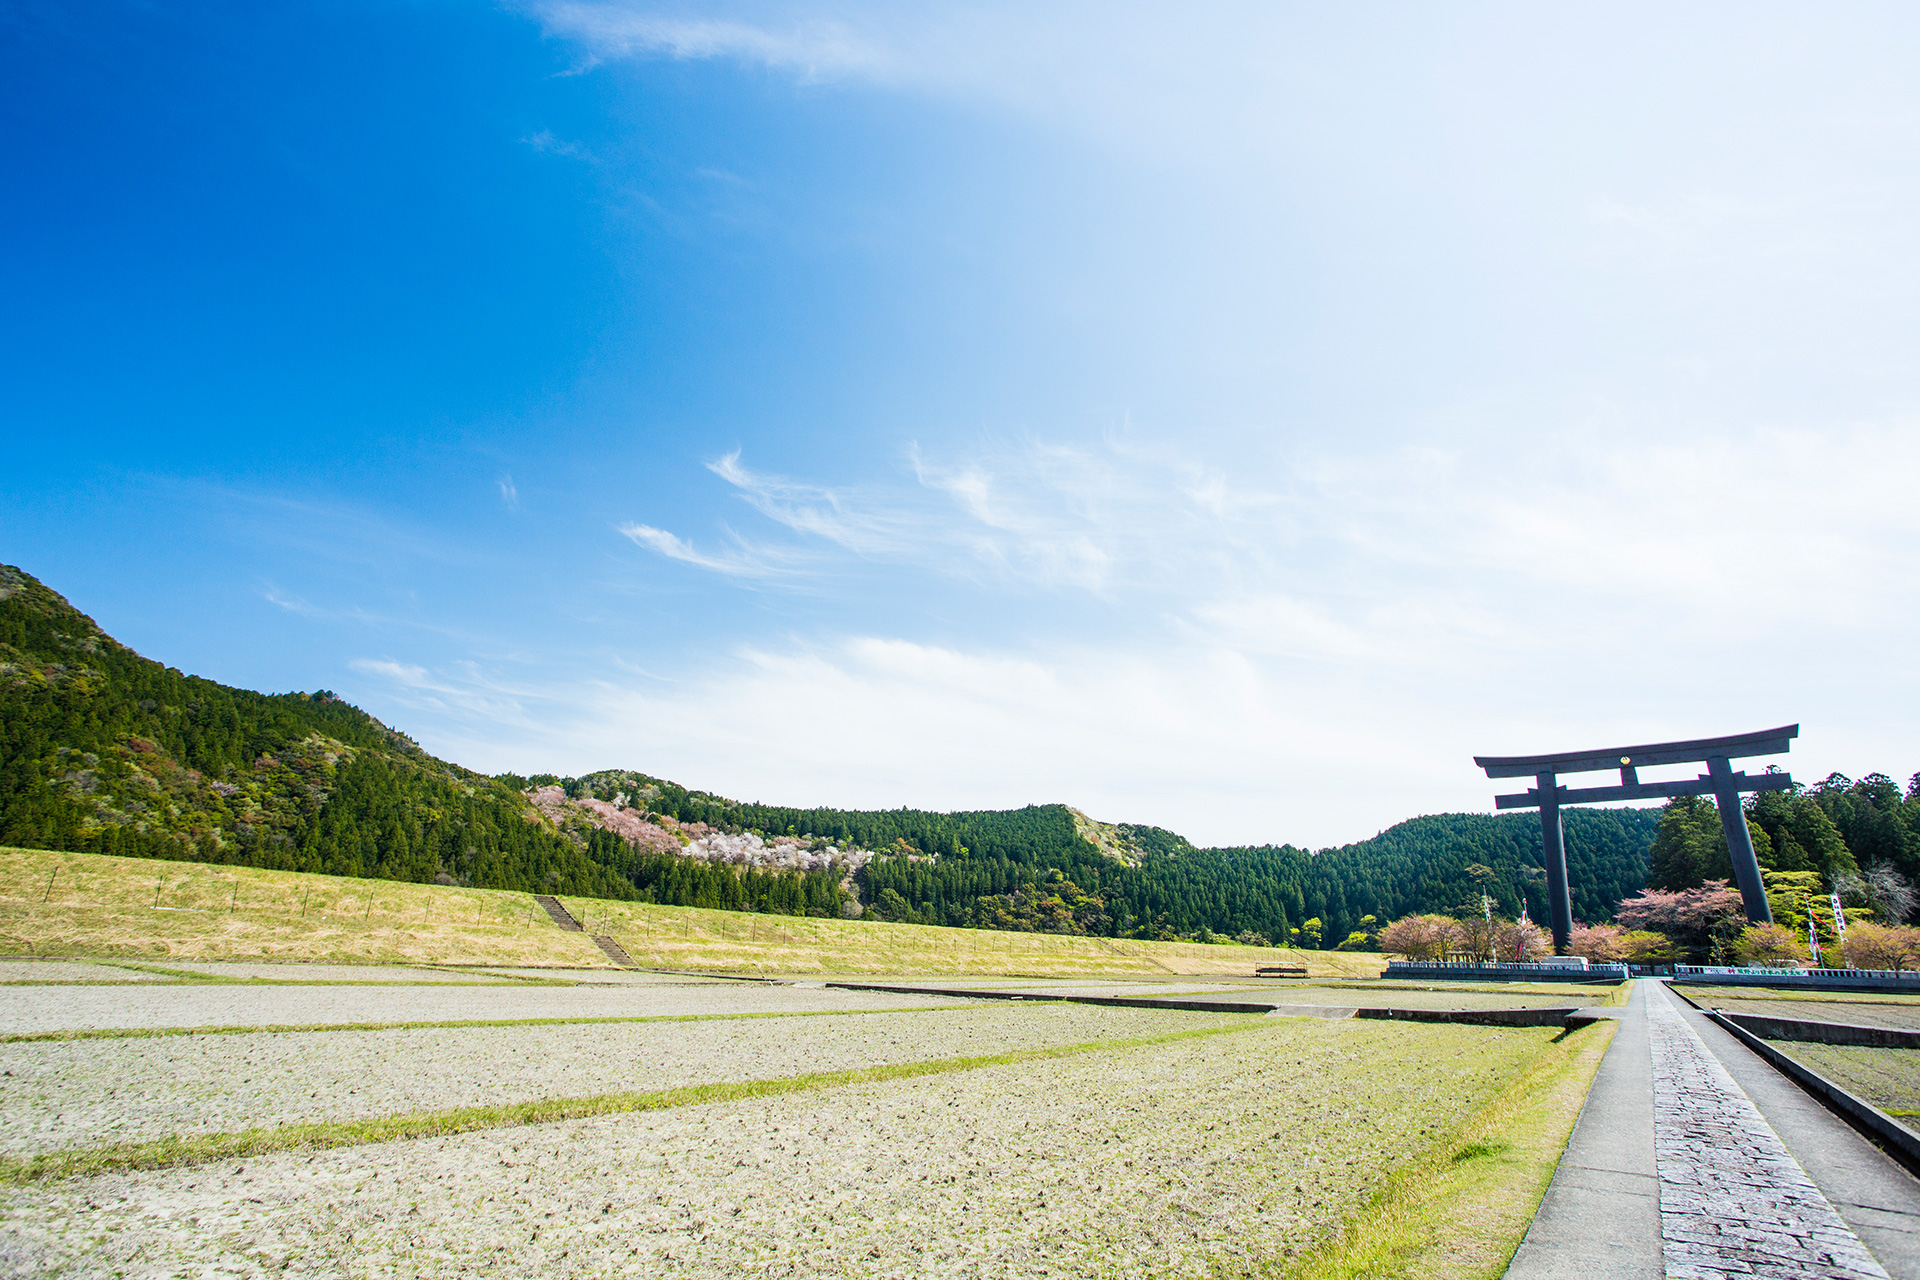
[0,992,1584,1277]
[0,846,1384,977]
[1777,1042,1920,1133]
[1292,1018,1617,1279]
[0,850,1612,1277]
[554,888,1387,978]
[1682,985,1920,1006]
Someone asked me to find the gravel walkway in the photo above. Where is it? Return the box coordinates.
[476,968,740,986]
[149,962,534,984]
[0,962,173,983]
[0,1017,1553,1278]
[0,1005,1244,1155]
[0,981,973,1035]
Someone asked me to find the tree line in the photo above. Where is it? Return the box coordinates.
[1374,772,1920,965]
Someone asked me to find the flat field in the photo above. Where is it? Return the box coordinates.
[0,961,1611,1278]
[1678,986,1920,1031]
[0,846,1382,978]
[1776,1043,1920,1134]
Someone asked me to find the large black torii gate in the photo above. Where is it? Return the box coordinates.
[1473,726,1799,955]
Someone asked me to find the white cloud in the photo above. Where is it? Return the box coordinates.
[627,417,1920,661]
[531,5,896,80]
[617,520,808,579]
[263,587,322,617]
[349,658,438,688]
[522,129,594,161]
[706,450,901,554]
[349,657,553,725]
[364,633,1421,847]
[377,419,1920,846]
[497,474,519,511]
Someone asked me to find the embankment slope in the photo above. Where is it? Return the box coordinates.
[0,846,1385,977]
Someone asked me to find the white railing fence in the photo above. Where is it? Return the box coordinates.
[1385,957,1631,980]
[1673,964,1920,981]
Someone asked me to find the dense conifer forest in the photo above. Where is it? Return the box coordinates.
[0,562,1731,944]
[1643,778,1920,900]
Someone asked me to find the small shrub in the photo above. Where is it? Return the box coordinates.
[1378,914,1459,961]
[1732,922,1807,967]
[1842,923,1920,971]
[1491,918,1550,962]
[1570,922,1673,963]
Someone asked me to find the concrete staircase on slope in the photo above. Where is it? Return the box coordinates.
[535,894,636,969]
[593,935,638,968]
[534,894,584,932]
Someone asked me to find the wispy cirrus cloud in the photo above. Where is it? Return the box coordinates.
[349,658,442,689]
[623,438,1163,593]
[522,129,595,162]
[617,520,811,579]
[624,417,1920,661]
[530,4,896,80]
[705,450,903,554]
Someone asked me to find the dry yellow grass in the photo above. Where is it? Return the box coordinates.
[559,890,1385,977]
[0,847,1383,977]
[0,846,606,967]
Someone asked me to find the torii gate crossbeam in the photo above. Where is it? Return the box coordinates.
[1473,725,1798,955]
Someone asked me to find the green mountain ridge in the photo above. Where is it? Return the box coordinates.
[1,563,1657,944]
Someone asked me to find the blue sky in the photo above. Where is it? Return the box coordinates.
[5,2,1918,846]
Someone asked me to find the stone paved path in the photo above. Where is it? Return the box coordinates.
[1648,981,1891,1279]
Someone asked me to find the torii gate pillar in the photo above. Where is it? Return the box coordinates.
[1531,771,1573,954]
[1475,727,1798,955]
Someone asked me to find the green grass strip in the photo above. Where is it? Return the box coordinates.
[415,965,584,986]
[0,1020,1269,1185]
[0,1003,983,1045]
[1285,1018,1616,1280]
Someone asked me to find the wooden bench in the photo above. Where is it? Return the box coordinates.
[1254,965,1309,978]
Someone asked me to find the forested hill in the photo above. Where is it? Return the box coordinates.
[508,769,1655,943]
[0,563,1657,942]
[0,566,639,899]
[847,808,1654,947]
